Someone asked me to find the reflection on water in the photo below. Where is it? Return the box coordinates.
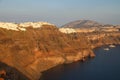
[41,45,120,80]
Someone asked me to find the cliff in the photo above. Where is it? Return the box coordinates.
[0,22,120,80]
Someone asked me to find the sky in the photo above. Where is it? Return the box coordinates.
[0,0,120,26]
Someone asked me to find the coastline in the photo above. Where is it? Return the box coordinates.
[0,26,119,80]
[39,42,120,80]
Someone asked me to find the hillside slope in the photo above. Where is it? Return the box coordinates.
[0,23,93,80]
[62,20,103,28]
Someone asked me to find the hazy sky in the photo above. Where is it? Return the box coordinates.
[0,0,120,26]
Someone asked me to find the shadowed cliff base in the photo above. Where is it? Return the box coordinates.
[0,62,29,80]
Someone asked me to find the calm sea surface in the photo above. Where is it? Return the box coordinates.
[41,45,120,80]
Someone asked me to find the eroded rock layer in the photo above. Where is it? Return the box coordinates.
[0,22,120,80]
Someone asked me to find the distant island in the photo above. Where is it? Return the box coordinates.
[0,20,120,80]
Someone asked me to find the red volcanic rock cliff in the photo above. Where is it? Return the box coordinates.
[0,22,120,80]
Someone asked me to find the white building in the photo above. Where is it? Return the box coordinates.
[59,28,76,34]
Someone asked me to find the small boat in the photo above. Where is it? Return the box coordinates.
[109,45,116,48]
[104,48,109,51]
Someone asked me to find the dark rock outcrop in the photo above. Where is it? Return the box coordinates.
[0,62,29,80]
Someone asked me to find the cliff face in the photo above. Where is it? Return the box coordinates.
[0,23,93,80]
[0,22,120,80]
[86,32,120,48]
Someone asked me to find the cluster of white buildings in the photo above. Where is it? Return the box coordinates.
[0,22,19,31]
[59,28,76,33]
[0,22,55,31]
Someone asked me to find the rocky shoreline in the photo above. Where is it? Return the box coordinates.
[0,24,119,80]
[39,40,120,80]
